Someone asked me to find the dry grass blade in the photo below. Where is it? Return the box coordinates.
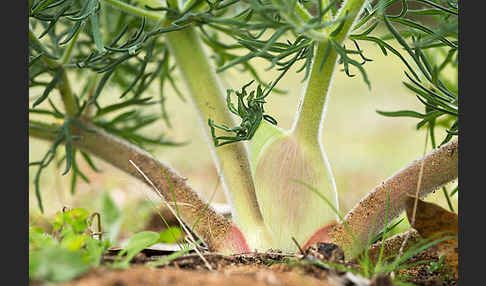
[129,159,214,271]
[391,132,429,278]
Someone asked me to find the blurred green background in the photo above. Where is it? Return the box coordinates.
[29,36,458,239]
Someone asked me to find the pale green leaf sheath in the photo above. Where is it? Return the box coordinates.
[249,0,368,252]
[250,120,338,252]
[249,42,340,251]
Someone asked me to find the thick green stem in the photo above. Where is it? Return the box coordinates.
[292,0,367,143]
[57,71,78,117]
[292,41,337,144]
[164,26,271,248]
[326,0,367,40]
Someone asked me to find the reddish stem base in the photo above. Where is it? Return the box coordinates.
[302,222,337,250]
[221,224,251,254]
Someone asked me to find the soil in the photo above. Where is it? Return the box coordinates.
[30,238,457,286]
[30,204,457,286]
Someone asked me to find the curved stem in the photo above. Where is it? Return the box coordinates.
[329,138,458,258]
[29,119,244,253]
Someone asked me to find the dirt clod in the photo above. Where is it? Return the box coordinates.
[370,274,394,286]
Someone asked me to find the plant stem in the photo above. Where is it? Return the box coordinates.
[325,0,367,41]
[164,25,271,248]
[135,0,165,7]
[270,1,324,41]
[57,70,78,117]
[329,138,458,258]
[60,23,82,65]
[29,119,239,253]
[82,73,101,117]
[29,27,58,68]
[101,0,163,21]
[294,2,312,22]
[181,0,203,13]
[321,0,332,22]
[29,26,78,117]
[292,0,367,143]
[291,40,337,144]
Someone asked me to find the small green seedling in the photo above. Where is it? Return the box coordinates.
[29,208,109,283]
[111,231,160,268]
[29,205,188,282]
